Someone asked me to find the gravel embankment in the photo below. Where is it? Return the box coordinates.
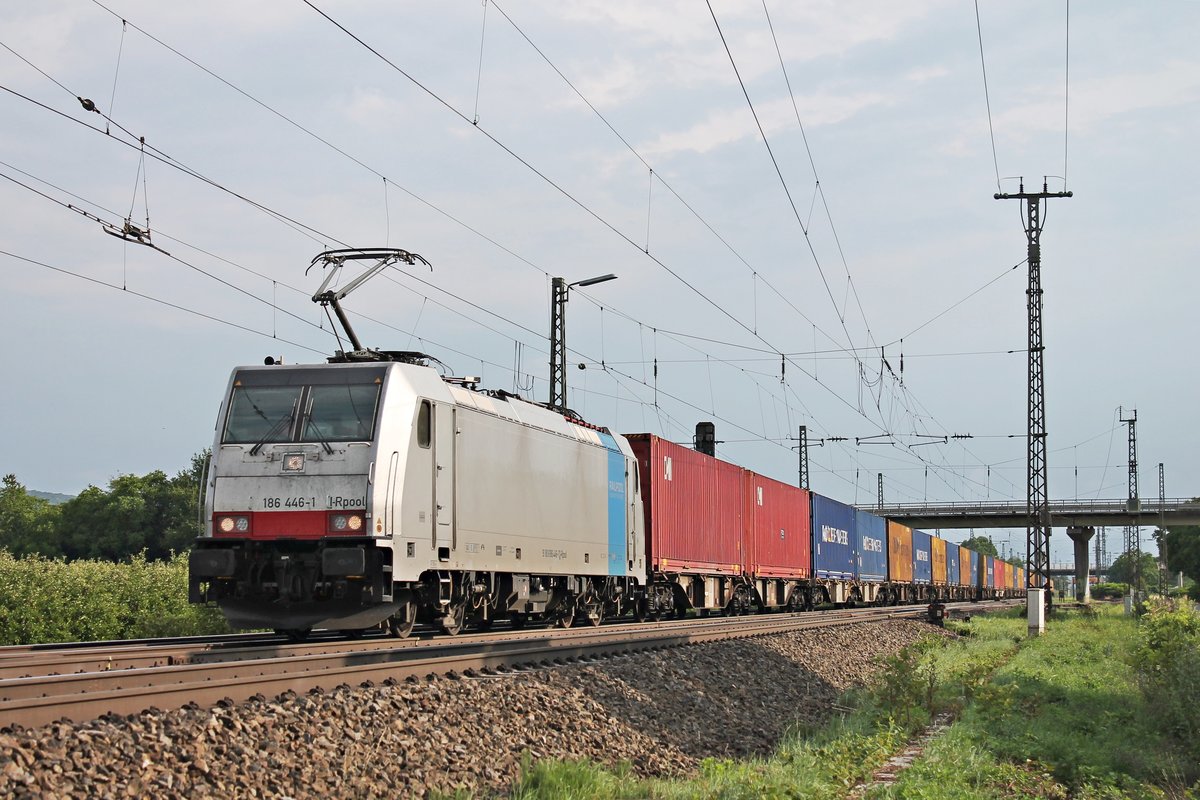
[0,619,952,798]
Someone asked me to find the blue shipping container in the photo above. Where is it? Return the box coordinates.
[970,550,981,588]
[985,555,995,587]
[946,544,960,587]
[855,510,887,583]
[812,494,856,579]
[912,529,932,584]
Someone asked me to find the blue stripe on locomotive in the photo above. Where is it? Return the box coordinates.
[599,433,627,576]
[912,529,932,584]
[811,494,855,579]
[854,510,887,583]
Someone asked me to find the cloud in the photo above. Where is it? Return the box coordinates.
[637,91,889,159]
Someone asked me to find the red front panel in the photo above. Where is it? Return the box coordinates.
[629,434,745,574]
[745,472,811,579]
[213,510,363,540]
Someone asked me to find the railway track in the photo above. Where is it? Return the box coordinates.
[0,600,1017,729]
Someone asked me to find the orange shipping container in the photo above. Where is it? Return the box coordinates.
[887,521,913,583]
[930,536,948,585]
[958,545,972,586]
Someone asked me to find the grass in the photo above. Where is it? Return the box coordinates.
[509,605,1200,800]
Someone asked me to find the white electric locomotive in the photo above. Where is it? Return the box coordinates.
[189,249,646,640]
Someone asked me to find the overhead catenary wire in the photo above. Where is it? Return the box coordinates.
[973,0,1002,193]
[2,12,1051,503]
[62,4,1022,498]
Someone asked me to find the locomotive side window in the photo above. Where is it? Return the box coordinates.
[223,386,302,444]
[304,384,380,442]
[416,400,431,448]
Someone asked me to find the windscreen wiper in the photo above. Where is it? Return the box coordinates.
[301,414,336,456]
[249,401,298,456]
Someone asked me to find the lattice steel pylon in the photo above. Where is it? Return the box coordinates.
[1121,408,1139,592]
[995,179,1071,609]
[549,277,568,410]
[798,425,810,490]
[1158,462,1167,593]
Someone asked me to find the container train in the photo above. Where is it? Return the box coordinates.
[188,353,1025,640]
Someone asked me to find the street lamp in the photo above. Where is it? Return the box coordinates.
[549,273,617,411]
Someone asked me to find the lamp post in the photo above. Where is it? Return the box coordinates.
[549,273,617,411]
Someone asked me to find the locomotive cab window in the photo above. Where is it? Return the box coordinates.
[416,400,431,448]
[303,384,379,442]
[223,386,302,444]
[222,367,384,445]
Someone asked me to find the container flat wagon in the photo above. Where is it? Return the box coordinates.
[855,509,888,605]
[744,471,811,610]
[628,434,749,616]
[811,494,857,604]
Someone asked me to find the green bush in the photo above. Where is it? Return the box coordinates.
[0,549,229,645]
[1131,599,1200,767]
[1091,582,1128,599]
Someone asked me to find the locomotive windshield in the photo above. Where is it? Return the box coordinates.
[222,367,384,445]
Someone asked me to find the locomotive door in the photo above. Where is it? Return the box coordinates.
[626,459,637,572]
[384,450,400,536]
[433,403,455,557]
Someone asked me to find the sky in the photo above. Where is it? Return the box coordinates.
[2,1,1197,564]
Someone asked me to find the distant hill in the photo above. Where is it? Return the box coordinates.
[29,490,75,505]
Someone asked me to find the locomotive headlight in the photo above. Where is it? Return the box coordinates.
[328,513,364,533]
[282,454,305,472]
[216,515,250,535]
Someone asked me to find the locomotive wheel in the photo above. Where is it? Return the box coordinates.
[509,611,528,629]
[554,605,576,629]
[580,597,603,627]
[439,603,466,636]
[387,600,417,639]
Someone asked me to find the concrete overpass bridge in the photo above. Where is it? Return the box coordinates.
[863,497,1200,530]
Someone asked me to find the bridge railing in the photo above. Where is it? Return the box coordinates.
[865,498,1199,516]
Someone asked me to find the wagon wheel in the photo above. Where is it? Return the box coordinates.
[387,599,418,639]
[280,627,311,644]
[439,602,467,636]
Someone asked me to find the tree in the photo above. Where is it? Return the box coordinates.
[1106,551,1160,591]
[1160,523,1200,584]
[960,535,998,557]
[56,470,200,561]
[0,474,62,557]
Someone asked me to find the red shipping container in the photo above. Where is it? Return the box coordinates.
[744,471,811,579]
[628,434,745,574]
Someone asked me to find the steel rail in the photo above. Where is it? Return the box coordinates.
[0,604,917,679]
[0,601,1016,730]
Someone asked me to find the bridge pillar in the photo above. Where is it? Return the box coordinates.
[1066,526,1095,602]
